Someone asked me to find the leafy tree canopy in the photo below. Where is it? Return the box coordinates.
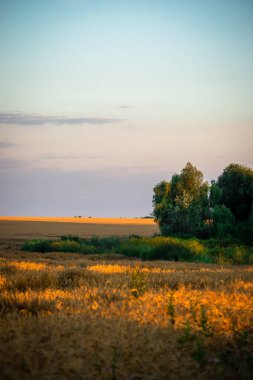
[217,163,253,221]
[153,162,253,243]
[153,163,209,235]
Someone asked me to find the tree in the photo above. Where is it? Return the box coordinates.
[217,163,253,221]
[212,205,235,237]
[209,180,222,208]
[153,163,209,235]
[153,162,253,242]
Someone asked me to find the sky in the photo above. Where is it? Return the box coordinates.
[0,0,253,217]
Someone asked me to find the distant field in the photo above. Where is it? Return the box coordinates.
[0,216,156,225]
[0,217,158,240]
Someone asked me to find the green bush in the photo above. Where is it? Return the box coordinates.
[80,245,99,254]
[22,235,252,264]
[118,237,205,262]
[206,245,253,265]
[53,239,101,254]
[22,239,53,253]
[60,235,83,243]
[91,236,124,251]
[119,240,153,260]
[51,240,81,253]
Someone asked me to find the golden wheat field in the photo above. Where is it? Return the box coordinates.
[0,217,158,239]
[0,219,252,379]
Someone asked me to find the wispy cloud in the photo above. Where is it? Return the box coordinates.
[40,154,105,160]
[0,113,121,126]
[119,105,133,109]
[0,141,15,148]
[40,154,79,160]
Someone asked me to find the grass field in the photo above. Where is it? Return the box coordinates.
[0,218,252,379]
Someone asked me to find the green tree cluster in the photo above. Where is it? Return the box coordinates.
[153,162,253,243]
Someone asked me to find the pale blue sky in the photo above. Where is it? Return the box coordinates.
[0,0,252,216]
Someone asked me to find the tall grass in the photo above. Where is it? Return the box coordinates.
[0,252,252,380]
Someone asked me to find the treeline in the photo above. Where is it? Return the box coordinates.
[153,162,253,244]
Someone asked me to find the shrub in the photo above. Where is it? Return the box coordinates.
[60,235,83,243]
[118,237,204,262]
[22,240,53,253]
[22,235,252,264]
[207,246,252,265]
[51,240,81,253]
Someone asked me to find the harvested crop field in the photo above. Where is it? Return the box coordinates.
[0,217,158,239]
[0,218,252,379]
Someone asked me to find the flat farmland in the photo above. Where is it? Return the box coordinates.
[0,217,252,379]
[0,217,159,240]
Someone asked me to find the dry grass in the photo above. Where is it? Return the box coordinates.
[0,218,252,379]
[0,239,253,379]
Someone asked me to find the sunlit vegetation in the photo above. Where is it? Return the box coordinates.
[1,185,253,379]
[0,248,252,379]
[22,235,253,265]
[153,162,253,244]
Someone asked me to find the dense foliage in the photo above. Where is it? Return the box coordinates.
[217,163,253,221]
[153,163,209,236]
[153,162,253,243]
[22,235,253,265]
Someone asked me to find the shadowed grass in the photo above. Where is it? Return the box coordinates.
[0,246,252,380]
